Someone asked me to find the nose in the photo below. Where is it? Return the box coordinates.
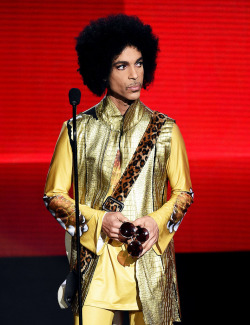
[128,66,138,80]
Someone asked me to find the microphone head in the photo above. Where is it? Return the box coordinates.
[69,88,81,106]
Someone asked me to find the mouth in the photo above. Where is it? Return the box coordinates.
[127,83,142,92]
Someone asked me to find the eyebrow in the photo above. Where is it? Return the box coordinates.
[113,56,143,66]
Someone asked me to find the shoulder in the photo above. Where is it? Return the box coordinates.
[80,105,98,120]
[66,102,101,129]
[66,102,101,143]
[141,102,176,126]
[171,123,185,145]
[67,106,97,125]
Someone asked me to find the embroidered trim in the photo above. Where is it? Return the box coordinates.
[167,188,194,233]
[43,194,88,236]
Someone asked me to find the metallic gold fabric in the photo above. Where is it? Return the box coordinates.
[136,240,181,325]
[44,96,193,325]
[70,236,100,314]
[103,111,168,212]
[83,146,140,311]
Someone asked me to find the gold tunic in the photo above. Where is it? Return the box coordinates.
[84,149,140,310]
[44,96,193,325]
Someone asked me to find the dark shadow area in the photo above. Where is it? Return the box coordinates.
[0,252,248,325]
[175,252,248,325]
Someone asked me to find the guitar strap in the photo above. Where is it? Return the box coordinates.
[102,110,167,212]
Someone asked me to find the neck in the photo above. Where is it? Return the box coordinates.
[107,91,136,115]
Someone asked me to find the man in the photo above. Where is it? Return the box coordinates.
[43,14,193,325]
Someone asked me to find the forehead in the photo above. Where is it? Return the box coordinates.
[113,46,142,62]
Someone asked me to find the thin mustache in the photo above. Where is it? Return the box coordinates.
[126,82,142,89]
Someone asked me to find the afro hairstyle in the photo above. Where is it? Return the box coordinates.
[75,14,159,96]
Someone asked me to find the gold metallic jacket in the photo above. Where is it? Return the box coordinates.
[44,96,193,325]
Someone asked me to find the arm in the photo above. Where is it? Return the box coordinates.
[134,123,194,256]
[43,122,106,254]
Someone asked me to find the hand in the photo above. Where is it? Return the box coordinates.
[133,216,159,257]
[102,212,129,240]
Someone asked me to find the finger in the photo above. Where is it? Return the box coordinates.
[110,226,120,235]
[102,222,120,236]
[116,213,129,223]
[118,233,127,242]
[140,238,156,257]
[133,218,145,227]
[109,233,120,240]
[113,219,123,229]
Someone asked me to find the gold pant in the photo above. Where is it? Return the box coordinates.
[74,306,145,325]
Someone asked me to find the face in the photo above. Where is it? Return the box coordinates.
[108,46,144,103]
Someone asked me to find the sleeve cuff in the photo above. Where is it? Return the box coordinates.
[79,209,106,255]
[149,210,175,255]
[96,213,107,254]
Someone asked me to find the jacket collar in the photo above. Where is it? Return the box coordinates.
[96,96,145,133]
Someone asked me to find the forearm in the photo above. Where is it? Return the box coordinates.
[149,123,194,254]
[44,186,108,254]
[149,189,194,254]
[43,193,87,236]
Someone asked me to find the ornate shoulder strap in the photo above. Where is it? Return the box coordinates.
[102,111,167,212]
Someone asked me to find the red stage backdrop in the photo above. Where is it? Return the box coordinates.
[0,0,249,256]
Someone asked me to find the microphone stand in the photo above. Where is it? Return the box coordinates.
[72,102,83,325]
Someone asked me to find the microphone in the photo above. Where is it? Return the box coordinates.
[69,88,81,106]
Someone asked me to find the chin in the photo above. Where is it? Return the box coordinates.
[125,91,141,101]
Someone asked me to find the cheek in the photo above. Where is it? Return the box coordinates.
[110,75,125,91]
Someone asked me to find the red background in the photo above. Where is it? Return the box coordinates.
[0,0,249,257]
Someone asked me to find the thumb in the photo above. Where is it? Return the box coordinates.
[116,212,130,223]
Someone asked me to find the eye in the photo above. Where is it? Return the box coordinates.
[136,61,143,67]
[116,64,126,70]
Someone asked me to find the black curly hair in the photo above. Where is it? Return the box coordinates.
[75,14,159,96]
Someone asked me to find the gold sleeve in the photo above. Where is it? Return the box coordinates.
[149,123,194,255]
[43,122,105,254]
